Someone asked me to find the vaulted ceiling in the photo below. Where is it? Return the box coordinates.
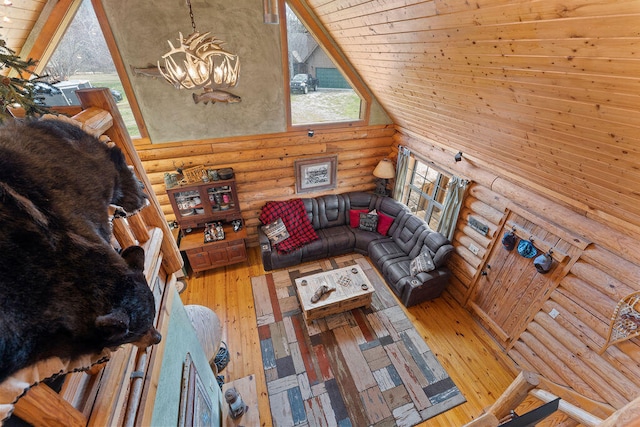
[4,0,640,235]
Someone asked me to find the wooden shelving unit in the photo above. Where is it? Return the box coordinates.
[166,177,247,273]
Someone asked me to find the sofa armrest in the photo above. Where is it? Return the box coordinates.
[402,267,452,307]
[257,227,274,271]
[423,231,454,268]
[433,243,454,268]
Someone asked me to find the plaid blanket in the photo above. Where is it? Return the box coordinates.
[259,199,318,254]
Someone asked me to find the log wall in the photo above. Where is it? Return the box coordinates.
[397,131,640,414]
[136,124,395,246]
[308,0,640,239]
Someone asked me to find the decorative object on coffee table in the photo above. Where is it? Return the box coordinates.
[295,265,374,321]
[251,255,465,426]
[310,284,336,303]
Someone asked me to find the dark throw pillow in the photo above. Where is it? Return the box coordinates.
[410,251,436,276]
[359,213,379,232]
[261,218,290,245]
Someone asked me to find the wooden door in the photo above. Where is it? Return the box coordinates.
[469,240,553,347]
[468,211,570,348]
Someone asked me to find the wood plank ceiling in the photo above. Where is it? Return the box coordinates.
[0,0,47,55]
[3,0,640,236]
[305,0,640,234]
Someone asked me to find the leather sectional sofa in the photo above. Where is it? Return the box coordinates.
[257,192,455,307]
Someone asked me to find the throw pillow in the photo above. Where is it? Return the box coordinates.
[261,218,290,245]
[349,209,369,228]
[359,213,379,232]
[377,212,394,235]
[410,251,436,276]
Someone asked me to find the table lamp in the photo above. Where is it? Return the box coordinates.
[373,158,395,196]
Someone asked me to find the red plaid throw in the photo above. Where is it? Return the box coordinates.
[260,199,318,254]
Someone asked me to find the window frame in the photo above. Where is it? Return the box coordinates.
[401,156,452,231]
[281,0,373,130]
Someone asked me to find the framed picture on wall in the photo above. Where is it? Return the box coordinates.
[295,155,338,194]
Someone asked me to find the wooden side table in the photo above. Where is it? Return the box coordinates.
[179,223,247,275]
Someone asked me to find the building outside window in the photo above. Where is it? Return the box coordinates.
[285,3,363,126]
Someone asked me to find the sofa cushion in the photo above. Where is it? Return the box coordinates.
[410,251,435,276]
[259,198,319,254]
[346,192,378,212]
[261,218,290,245]
[369,238,403,264]
[317,194,348,228]
[390,215,429,257]
[349,209,369,228]
[380,256,413,298]
[352,229,387,253]
[319,226,355,256]
[374,197,410,236]
[359,212,378,232]
[302,198,320,229]
[266,248,302,270]
[300,235,328,261]
[377,212,394,235]
[421,231,454,268]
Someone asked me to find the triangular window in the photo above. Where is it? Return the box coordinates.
[285,3,364,126]
[36,0,140,137]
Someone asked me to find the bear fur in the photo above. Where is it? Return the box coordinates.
[0,118,161,384]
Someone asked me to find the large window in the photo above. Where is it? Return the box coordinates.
[403,159,451,231]
[37,0,140,137]
[285,3,363,126]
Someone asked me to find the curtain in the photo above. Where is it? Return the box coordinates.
[393,146,411,200]
[437,175,468,241]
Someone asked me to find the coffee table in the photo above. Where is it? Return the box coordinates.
[294,264,375,322]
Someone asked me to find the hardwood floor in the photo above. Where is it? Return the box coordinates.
[179,247,519,426]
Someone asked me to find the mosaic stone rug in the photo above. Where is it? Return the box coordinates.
[251,254,465,426]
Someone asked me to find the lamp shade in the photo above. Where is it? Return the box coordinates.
[373,158,395,179]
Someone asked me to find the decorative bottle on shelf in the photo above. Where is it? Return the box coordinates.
[221,193,230,210]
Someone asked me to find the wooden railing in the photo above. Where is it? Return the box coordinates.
[3,88,182,426]
[463,371,640,427]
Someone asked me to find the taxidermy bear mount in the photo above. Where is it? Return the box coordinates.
[0,118,161,383]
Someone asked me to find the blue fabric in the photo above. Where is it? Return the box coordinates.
[517,240,537,258]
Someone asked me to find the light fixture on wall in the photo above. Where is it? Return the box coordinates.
[158,0,240,91]
[263,0,279,24]
[373,158,395,196]
[454,151,463,162]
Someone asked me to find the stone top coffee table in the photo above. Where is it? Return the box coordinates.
[294,264,375,322]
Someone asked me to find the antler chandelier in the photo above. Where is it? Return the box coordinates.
[158,0,240,91]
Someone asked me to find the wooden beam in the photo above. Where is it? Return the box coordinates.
[90,0,149,139]
[19,0,78,71]
[13,383,86,427]
[599,394,640,427]
[488,371,540,420]
[529,389,603,427]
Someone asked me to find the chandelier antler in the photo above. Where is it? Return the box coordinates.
[157,0,240,91]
